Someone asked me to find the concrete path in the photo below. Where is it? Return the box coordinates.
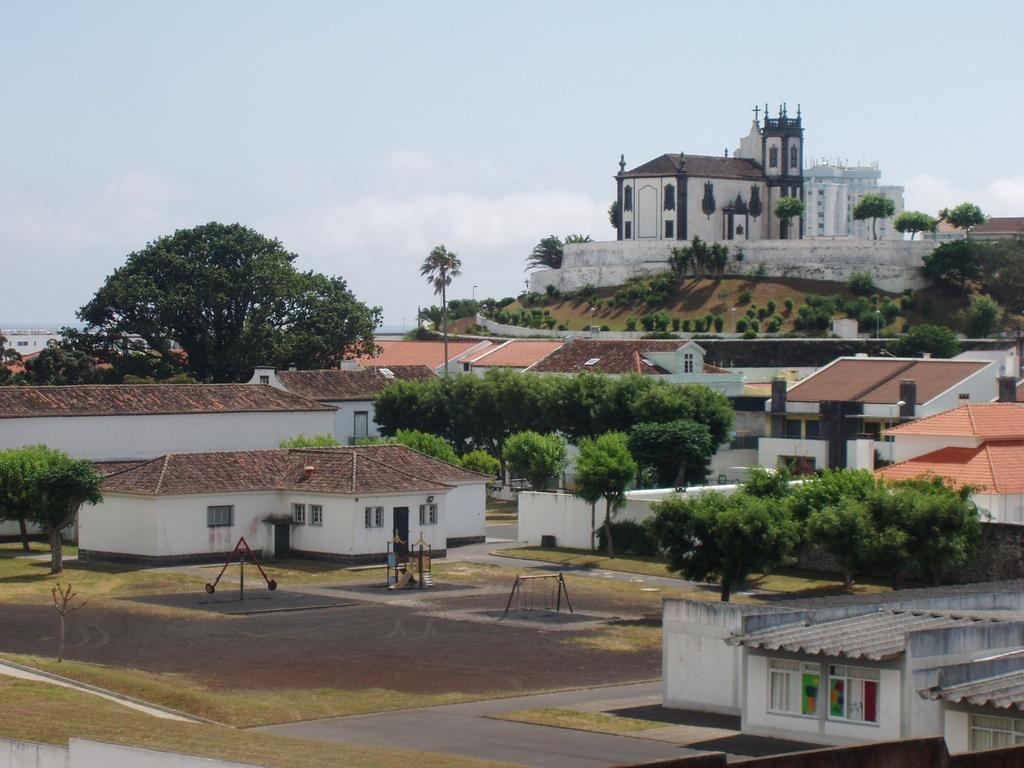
[256,682,697,768]
[0,658,201,722]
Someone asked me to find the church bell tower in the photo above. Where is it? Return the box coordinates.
[762,103,804,238]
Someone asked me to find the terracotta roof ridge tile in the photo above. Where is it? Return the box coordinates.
[983,443,1000,492]
[354,450,457,488]
[155,454,171,495]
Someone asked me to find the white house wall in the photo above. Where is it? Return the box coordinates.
[444,483,486,543]
[79,495,159,557]
[892,435,981,464]
[757,437,829,471]
[327,400,380,445]
[0,411,336,461]
[154,492,276,557]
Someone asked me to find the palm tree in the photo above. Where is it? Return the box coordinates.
[420,245,462,376]
[526,236,563,271]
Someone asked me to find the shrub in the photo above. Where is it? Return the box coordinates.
[757,306,769,319]
[766,299,777,315]
[783,297,795,313]
[848,272,876,296]
[743,328,758,339]
[682,318,692,332]
[965,295,1002,337]
[900,295,916,311]
[625,317,638,331]
[713,315,724,332]
[640,315,656,332]
[738,288,753,304]
[460,450,500,477]
[671,317,681,332]
[545,284,561,298]
[596,520,659,557]
[766,317,782,333]
[735,317,750,332]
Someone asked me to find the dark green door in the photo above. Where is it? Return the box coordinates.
[393,507,409,556]
[274,523,290,558]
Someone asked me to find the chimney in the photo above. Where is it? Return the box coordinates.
[770,378,788,438]
[899,380,916,418]
[959,393,970,401]
[289,363,297,372]
[998,375,1018,403]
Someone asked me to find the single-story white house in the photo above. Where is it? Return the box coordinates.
[0,383,335,461]
[80,445,488,564]
[663,584,1024,753]
[247,364,436,445]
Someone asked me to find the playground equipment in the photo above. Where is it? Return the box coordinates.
[503,573,573,617]
[387,531,433,590]
[204,537,277,600]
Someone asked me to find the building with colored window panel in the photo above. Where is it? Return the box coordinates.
[662,583,1024,752]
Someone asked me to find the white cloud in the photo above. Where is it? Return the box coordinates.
[983,176,1024,216]
[904,173,1024,217]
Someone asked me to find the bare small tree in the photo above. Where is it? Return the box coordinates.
[51,583,86,663]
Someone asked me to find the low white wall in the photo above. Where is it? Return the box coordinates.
[663,599,748,715]
[531,239,932,295]
[0,738,66,768]
[0,411,336,461]
[518,485,741,549]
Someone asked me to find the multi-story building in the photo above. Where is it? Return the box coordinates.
[803,160,905,240]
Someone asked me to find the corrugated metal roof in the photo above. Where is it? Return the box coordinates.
[729,609,1002,661]
[923,669,1024,710]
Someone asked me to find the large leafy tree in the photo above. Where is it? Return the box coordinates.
[939,202,987,237]
[0,334,18,385]
[649,490,800,602]
[980,239,1024,314]
[853,193,896,240]
[806,497,881,588]
[574,432,636,558]
[526,236,564,271]
[420,245,462,377]
[0,446,52,551]
[774,196,804,239]
[965,295,1002,338]
[21,343,106,385]
[77,223,380,382]
[503,431,567,491]
[627,420,713,488]
[922,240,983,297]
[889,324,961,358]
[893,211,937,240]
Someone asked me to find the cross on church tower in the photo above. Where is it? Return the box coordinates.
[752,105,760,123]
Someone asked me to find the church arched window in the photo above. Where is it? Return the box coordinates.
[790,145,799,170]
[624,185,633,211]
[664,184,675,211]
[769,147,779,168]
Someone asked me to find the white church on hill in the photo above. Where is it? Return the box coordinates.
[616,104,805,242]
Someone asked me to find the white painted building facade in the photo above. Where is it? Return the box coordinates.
[803,161,905,240]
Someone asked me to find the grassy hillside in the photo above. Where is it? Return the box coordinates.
[486,275,973,335]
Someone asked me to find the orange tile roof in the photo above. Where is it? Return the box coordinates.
[467,340,564,368]
[355,340,491,369]
[787,358,990,404]
[884,403,1024,439]
[277,366,435,401]
[877,441,1024,494]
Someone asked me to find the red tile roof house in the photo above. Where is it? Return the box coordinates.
[876,403,1024,524]
[355,339,495,375]
[0,384,336,462]
[80,445,490,564]
[759,357,1007,473]
[248,364,436,445]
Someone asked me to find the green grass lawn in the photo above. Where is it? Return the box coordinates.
[0,676,510,768]
[490,707,663,735]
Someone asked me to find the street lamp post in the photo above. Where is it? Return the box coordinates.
[472,285,478,302]
[875,309,881,339]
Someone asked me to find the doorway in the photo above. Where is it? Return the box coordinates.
[274,523,290,559]
[393,507,409,557]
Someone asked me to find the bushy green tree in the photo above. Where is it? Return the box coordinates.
[279,434,341,448]
[889,324,961,358]
[78,223,380,382]
[806,497,881,587]
[628,420,713,488]
[847,272,876,296]
[894,211,937,240]
[965,294,1002,337]
[0,446,52,551]
[649,490,800,601]
[922,240,983,297]
[980,240,1024,314]
[939,203,987,236]
[503,431,567,491]
[393,429,462,466]
[574,432,636,557]
[459,449,500,477]
[852,194,896,240]
[774,197,805,239]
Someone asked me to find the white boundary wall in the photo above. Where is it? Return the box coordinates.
[0,738,263,768]
[530,239,932,295]
[518,485,740,550]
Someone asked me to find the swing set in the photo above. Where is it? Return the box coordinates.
[204,537,277,600]
[503,573,573,617]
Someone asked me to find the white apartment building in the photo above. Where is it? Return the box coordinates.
[803,160,904,240]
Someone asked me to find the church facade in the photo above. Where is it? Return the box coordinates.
[616,105,804,243]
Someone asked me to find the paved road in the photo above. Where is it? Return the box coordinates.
[256,682,697,768]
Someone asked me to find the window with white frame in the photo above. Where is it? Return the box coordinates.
[768,659,820,717]
[206,505,233,527]
[353,411,369,438]
[364,506,383,528]
[828,664,880,723]
[683,352,694,374]
[419,503,438,525]
[971,714,1024,751]
[310,504,323,526]
[292,503,306,524]
[258,375,270,385]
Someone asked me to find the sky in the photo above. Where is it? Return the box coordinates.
[1,1,1022,328]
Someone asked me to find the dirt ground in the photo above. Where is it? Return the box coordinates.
[0,575,660,695]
